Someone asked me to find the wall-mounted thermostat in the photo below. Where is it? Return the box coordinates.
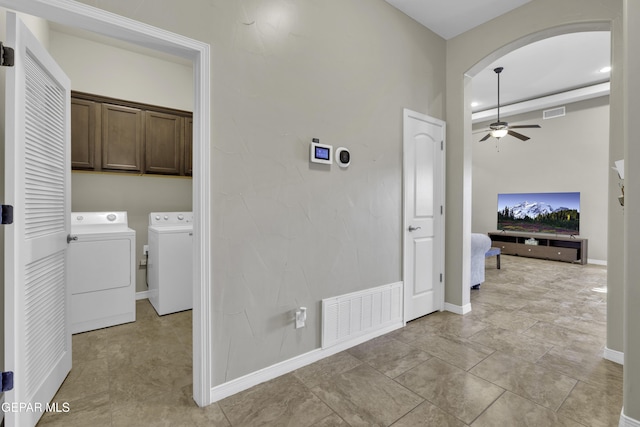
[335,147,350,168]
[310,138,332,165]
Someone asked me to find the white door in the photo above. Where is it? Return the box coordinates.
[4,12,72,427]
[403,109,445,321]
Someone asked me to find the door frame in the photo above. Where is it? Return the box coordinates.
[0,0,212,407]
[402,108,446,323]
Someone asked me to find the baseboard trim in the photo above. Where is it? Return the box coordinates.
[588,258,607,266]
[604,347,624,365]
[444,302,472,315]
[620,408,640,427]
[209,320,403,403]
[135,291,151,300]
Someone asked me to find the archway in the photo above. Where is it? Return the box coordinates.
[456,20,620,363]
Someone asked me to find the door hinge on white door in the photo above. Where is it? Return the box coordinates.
[1,205,13,224]
[1,371,14,391]
[440,273,443,282]
[0,42,15,67]
[441,206,443,215]
[441,140,444,150]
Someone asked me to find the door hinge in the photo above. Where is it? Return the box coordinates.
[440,205,443,215]
[440,273,443,282]
[1,371,14,392]
[1,205,13,225]
[441,140,444,150]
[1,42,15,67]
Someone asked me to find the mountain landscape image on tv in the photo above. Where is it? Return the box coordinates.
[497,192,580,235]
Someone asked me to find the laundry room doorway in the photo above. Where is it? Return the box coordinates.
[0,0,212,412]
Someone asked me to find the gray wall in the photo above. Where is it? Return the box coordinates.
[47,29,194,292]
[208,1,446,383]
[472,97,610,263]
[624,0,640,420]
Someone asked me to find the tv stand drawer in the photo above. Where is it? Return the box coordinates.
[493,242,519,255]
[521,245,578,262]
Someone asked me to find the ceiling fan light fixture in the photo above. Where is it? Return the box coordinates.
[490,128,508,139]
[478,66,541,143]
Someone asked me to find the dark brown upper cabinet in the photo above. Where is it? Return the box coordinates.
[145,111,183,175]
[101,103,144,172]
[70,98,100,170]
[184,116,193,176]
[70,91,192,176]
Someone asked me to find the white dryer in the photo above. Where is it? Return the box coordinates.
[148,212,193,315]
[68,212,136,334]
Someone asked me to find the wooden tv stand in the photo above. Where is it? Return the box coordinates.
[488,231,588,265]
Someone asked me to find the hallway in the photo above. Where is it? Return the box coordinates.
[39,255,621,426]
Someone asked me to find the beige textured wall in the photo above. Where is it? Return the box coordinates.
[445,0,623,355]
[623,0,640,420]
[72,0,446,384]
[472,97,610,263]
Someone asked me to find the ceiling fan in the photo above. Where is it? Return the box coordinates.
[479,67,541,142]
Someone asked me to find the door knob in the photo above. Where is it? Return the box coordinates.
[408,226,421,232]
[67,235,78,244]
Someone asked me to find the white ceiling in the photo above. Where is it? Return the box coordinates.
[385,0,533,40]
[385,0,612,118]
[471,31,611,112]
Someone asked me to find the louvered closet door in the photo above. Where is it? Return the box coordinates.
[4,12,72,427]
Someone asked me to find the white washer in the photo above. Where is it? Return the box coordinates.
[148,212,193,315]
[68,212,136,334]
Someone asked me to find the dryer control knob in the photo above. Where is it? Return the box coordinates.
[155,215,161,220]
[107,214,117,222]
[177,214,184,220]
[164,215,169,220]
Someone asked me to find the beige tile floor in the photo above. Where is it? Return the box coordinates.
[38,255,622,426]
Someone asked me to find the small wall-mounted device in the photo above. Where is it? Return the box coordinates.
[335,147,350,168]
[310,138,332,165]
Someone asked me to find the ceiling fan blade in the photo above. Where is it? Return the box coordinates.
[508,130,530,141]
[472,128,490,134]
[479,133,492,142]
[509,124,541,129]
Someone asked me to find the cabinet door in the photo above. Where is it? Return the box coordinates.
[102,103,143,172]
[184,116,193,176]
[145,111,183,175]
[71,98,100,170]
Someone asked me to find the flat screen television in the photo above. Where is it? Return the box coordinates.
[497,192,580,235]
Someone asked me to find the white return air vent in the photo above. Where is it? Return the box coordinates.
[322,282,403,349]
[543,106,566,120]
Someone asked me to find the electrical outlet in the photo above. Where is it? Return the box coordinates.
[140,259,147,266]
[295,307,307,329]
[143,245,149,255]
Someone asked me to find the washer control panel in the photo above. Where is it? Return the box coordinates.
[72,212,129,226]
[149,212,193,226]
